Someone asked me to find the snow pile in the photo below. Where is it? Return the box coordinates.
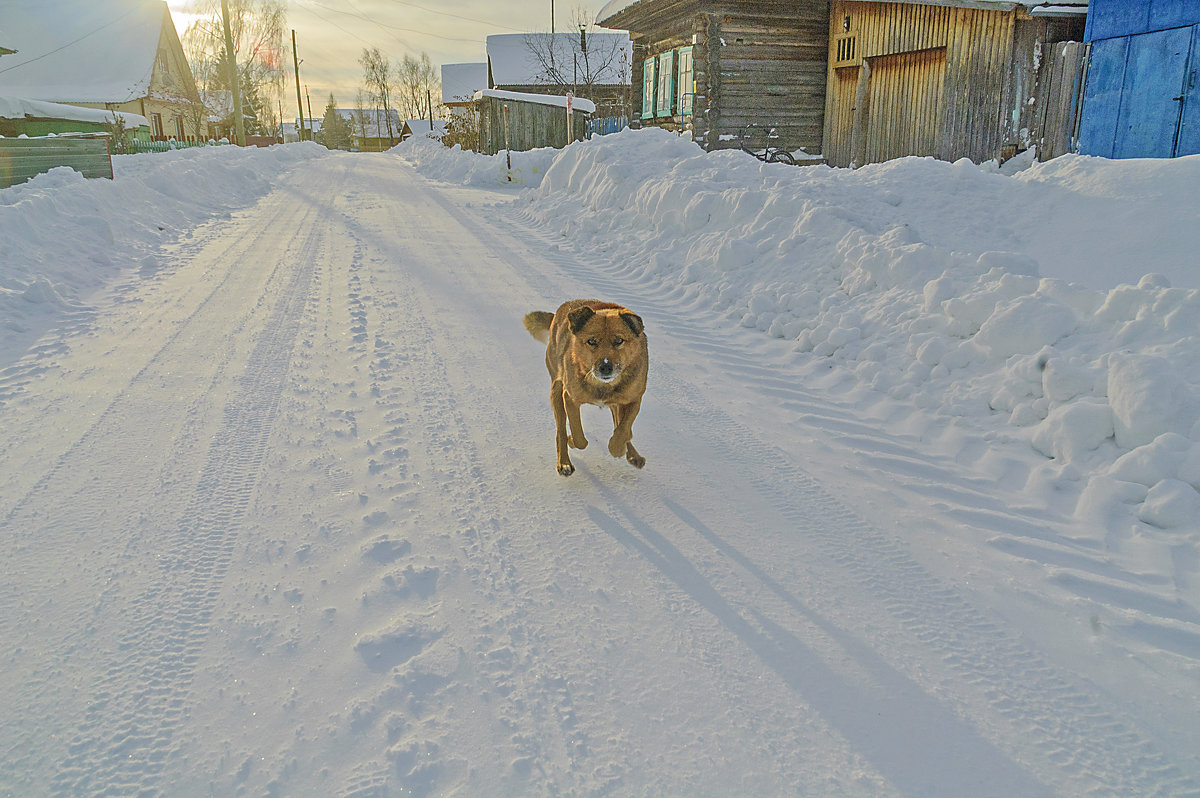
[395,135,559,188]
[405,128,1200,538]
[0,142,326,342]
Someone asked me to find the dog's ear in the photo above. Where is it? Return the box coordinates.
[620,312,644,338]
[567,306,595,334]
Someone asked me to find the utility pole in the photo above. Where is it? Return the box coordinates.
[220,0,245,146]
[292,29,305,141]
[305,85,313,135]
[551,0,555,33]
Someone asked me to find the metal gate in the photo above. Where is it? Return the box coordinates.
[1079,23,1200,158]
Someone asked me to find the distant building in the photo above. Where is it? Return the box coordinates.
[289,109,404,150]
[0,0,203,141]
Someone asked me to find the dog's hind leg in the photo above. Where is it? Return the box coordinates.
[551,380,574,476]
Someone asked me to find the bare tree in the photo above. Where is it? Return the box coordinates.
[359,47,397,145]
[524,6,629,113]
[183,0,287,135]
[395,52,440,122]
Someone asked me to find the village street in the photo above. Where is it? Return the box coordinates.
[1,151,1197,797]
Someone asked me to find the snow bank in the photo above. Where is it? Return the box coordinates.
[406,128,1200,537]
[0,142,326,344]
[393,135,559,188]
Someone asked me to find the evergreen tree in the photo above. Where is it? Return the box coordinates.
[319,95,352,150]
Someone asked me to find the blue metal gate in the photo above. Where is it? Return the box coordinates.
[1079,0,1200,158]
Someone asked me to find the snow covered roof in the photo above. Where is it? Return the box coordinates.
[486,33,631,87]
[402,119,449,138]
[473,89,596,115]
[0,95,148,127]
[441,63,488,105]
[0,0,173,104]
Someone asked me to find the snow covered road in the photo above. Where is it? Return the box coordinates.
[1,151,1197,796]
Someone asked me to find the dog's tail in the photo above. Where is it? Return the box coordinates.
[523,311,554,344]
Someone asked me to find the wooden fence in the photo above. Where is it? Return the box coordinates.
[0,134,112,189]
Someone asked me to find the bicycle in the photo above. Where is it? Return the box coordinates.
[739,124,797,165]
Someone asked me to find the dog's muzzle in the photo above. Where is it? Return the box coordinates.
[594,359,619,383]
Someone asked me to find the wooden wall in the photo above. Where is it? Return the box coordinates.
[476,95,589,155]
[824,1,1031,167]
[616,0,829,155]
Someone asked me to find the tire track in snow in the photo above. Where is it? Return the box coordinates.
[0,167,339,796]
[49,223,320,797]
[484,200,1200,796]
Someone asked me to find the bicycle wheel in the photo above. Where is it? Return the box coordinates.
[767,149,796,166]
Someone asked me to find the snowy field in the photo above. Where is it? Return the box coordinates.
[0,131,1197,796]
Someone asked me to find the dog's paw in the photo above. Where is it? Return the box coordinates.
[569,434,588,450]
[627,451,646,469]
[608,435,629,458]
[557,462,575,477]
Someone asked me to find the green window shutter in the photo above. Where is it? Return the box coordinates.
[656,51,675,118]
[678,47,694,116]
[641,57,656,120]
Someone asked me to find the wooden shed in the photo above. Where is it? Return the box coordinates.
[1077,0,1200,159]
[598,0,831,155]
[822,0,1087,167]
[475,90,594,155]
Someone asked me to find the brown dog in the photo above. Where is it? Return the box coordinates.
[524,300,648,477]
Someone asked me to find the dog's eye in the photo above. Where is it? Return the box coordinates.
[586,338,598,348]
[613,337,624,347]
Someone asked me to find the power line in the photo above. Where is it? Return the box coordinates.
[297,0,500,44]
[0,5,140,76]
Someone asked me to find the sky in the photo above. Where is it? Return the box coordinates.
[166,0,594,115]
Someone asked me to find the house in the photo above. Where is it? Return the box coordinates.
[598,0,830,154]
[441,63,489,109]
[486,32,633,119]
[822,0,1087,167]
[0,0,203,142]
[1077,0,1200,159]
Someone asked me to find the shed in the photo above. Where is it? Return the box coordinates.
[0,95,148,138]
[474,89,595,155]
[598,0,831,154]
[0,0,203,142]
[1077,0,1200,159]
[823,0,1087,168]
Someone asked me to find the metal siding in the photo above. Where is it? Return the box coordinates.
[1077,36,1129,157]
[1113,27,1190,157]
[1086,0,1150,42]
[1149,0,1200,32]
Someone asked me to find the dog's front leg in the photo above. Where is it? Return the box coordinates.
[551,379,574,476]
[566,395,588,450]
[609,399,645,468]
